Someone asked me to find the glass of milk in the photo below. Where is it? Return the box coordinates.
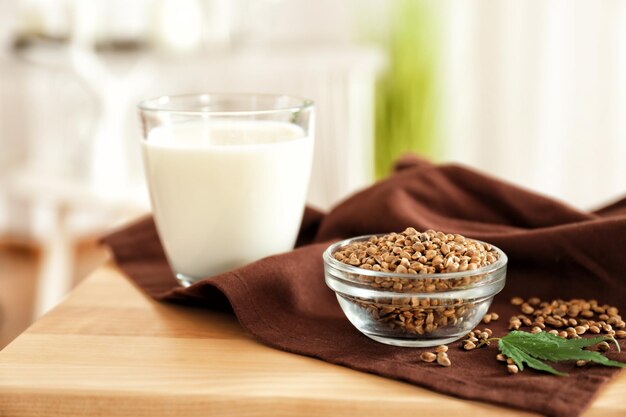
[138,93,315,287]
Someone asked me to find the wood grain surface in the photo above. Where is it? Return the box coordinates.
[0,265,624,417]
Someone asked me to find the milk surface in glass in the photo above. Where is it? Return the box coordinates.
[142,119,313,281]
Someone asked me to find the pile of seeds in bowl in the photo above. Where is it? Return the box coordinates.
[333,227,501,336]
[333,227,499,276]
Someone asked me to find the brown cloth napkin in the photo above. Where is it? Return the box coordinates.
[103,157,626,417]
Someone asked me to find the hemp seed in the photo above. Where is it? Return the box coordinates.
[437,355,452,367]
[463,341,476,350]
[435,345,448,353]
[420,352,437,363]
[511,297,524,306]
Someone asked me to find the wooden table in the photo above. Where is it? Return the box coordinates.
[1,265,624,416]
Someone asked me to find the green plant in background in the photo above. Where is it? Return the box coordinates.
[373,0,439,178]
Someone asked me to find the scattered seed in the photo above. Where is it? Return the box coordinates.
[506,297,622,340]
[511,297,524,306]
[531,326,542,334]
[506,358,515,365]
[597,341,611,352]
[435,345,448,353]
[507,364,519,374]
[496,353,507,362]
[464,341,476,350]
[437,355,452,367]
[576,360,587,367]
[615,330,626,339]
[420,352,437,363]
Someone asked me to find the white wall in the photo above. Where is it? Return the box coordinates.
[439,0,626,209]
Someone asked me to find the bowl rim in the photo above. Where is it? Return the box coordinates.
[323,234,508,281]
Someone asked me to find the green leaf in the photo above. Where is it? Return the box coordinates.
[499,337,567,376]
[498,331,626,377]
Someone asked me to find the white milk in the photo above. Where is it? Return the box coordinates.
[142,120,313,282]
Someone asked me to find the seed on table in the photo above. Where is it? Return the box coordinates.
[548,329,559,336]
[597,341,611,352]
[483,314,492,324]
[496,353,507,362]
[490,312,499,321]
[507,364,519,374]
[420,352,437,362]
[589,325,601,334]
[509,318,521,330]
[545,316,563,328]
[576,360,587,367]
[558,331,568,338]
[581,310,594,318]
[437,355,452,367]
[615,330,626,339]
[507,358,515,365]
[511,297,524,306]
[531,326,542,334]
[521,304,535,315]
[464,341,476,350]
[520,316,533,326]
[574,326,587,335]
[435,345,448,353]
[483,328,493,336]
[528,297,541,306]
[599,314,610,321]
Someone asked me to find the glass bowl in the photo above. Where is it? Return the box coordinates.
[323,235,507,347]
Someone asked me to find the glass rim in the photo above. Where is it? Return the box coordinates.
[137,93,315,116]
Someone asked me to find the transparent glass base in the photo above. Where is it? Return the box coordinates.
[362,332,465,348]
[175,273,199,288]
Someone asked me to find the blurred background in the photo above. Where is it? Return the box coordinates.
[1,0,625,348]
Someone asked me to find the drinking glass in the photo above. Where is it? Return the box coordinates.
[138,93,315,286]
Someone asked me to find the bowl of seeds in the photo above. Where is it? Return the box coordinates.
[323,228,507,347]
